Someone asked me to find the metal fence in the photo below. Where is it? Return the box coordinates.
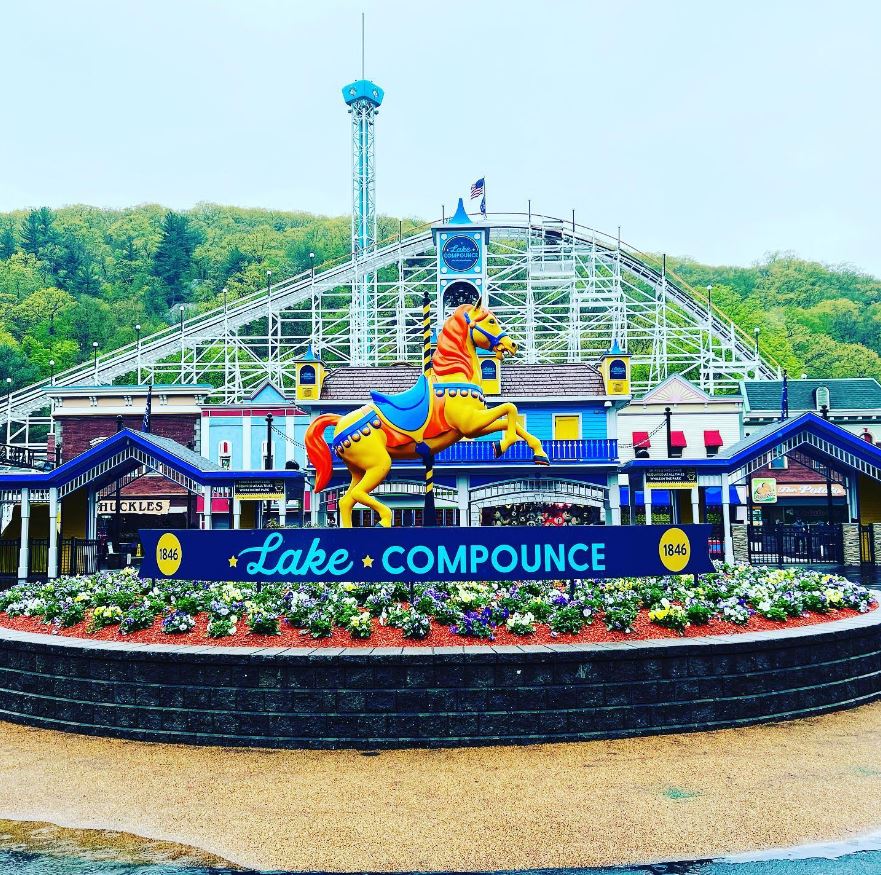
[747,524,843,565]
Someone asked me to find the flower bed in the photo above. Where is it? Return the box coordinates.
[0,565,875,648]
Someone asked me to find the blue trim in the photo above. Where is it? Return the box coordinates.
[332,412,378,451]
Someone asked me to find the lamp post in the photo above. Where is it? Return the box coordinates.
[92,342,99,381]
[48,359,55,386]
[754,325,760,357]
[266,270,273,368]
[179,305,185,382]
[309,252,317,347]
[264,413,274,528]
[5,377,11,445]
[135,324,142,384]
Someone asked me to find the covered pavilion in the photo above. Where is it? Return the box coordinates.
[0,429,304,581]
[623,412,881,565]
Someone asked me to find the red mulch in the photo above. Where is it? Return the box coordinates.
[0,603,874,648]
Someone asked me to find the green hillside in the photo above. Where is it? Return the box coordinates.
[0,204,878,390]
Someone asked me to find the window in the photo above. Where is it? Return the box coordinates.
[218,440,232,470]
[814,386,830,411]
[704,430,723,458]
[553,415,580,441]
[769,455,788,470]
[481,360,498,380]
[633,431,650,459]
[669,430,687,459]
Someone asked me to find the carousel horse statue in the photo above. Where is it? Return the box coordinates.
[305,303,549,527]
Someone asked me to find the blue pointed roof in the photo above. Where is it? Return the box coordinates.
[607,339,625,356]
[301,343,319,362]
[449,197,473,225]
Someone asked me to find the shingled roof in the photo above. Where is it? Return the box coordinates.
[742,378,881,413]
[320,363,606,400]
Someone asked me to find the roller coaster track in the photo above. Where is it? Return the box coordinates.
[8,212,776,421]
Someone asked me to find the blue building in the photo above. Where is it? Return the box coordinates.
[293,358,625,526]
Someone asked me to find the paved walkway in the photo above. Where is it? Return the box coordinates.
[1,704,881,872]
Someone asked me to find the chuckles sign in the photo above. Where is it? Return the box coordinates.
[139,525,713,583]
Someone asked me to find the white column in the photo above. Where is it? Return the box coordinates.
[233,497,242,530]
[242,416,252,471]
[279,499,287,528]
[644,486,652,525]
[284,415,295,465]
[86,488,97,540]
[606,471,621,525]
[200,412,210,458]
[310,489,319,527]
[17,488,30,582]
[47,487,59,579]
[721,473,734,564]
[456,475,469,527]
[203,485,213,530]
[691,486,700,525]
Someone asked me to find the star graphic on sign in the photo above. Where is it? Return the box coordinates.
[228,555,238,568]
[362,555,374,568]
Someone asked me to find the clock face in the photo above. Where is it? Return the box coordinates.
[442,235,480,272]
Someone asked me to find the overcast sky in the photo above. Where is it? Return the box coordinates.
[3,0,879,274]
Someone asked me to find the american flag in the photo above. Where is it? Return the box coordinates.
[470,178,485,199]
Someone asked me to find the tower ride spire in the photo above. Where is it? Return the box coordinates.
[342,20,384,365]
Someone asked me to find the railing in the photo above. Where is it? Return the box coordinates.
[59,538,101,576]
[0,443,57,470]
[436,438,618,464]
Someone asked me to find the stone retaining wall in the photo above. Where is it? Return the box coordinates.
[0,612,880,749]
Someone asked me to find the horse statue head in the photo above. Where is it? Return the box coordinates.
[433,304,517,378]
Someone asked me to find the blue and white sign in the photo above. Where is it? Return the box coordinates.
[139,525,713,584]
[441,235,480,272]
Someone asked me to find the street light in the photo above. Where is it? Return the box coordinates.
[179,305,185,381]
[5,377,11,445]
[706,284,713,319]
[754,325,760,357]
[135,324,142,384]
[92,342,99,380]
[48,359,55,386]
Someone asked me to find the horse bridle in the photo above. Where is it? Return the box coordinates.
[464,311,510,350]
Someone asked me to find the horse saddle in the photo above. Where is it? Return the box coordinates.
[370,375,432,435]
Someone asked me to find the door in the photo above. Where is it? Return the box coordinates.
[553,415,580,440]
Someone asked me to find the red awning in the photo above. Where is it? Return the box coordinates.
[632,431,651,449]
[704,429,724,448]
[670,430,687,448]
[195,496,231,514]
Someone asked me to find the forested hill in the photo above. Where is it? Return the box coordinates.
[0,203,878,390]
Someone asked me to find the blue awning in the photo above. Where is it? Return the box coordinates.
[619,486,739,506]
[619,487,671,505]
[705,486,741,505]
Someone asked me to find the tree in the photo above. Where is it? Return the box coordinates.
[10,287,76,338]
[152,211,202,304]
[19,207,58,257]
[0,222,15,259]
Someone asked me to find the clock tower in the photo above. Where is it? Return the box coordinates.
[432,197,491,321]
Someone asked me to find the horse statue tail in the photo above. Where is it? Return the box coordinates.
[305,414,340,493]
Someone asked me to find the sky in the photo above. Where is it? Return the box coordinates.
[2,0,880,274]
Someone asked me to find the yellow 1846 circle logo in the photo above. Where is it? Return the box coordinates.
[658,527,691,573]
[156,533,183,576]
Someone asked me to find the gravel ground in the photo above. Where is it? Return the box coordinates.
[1,703,880,872]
